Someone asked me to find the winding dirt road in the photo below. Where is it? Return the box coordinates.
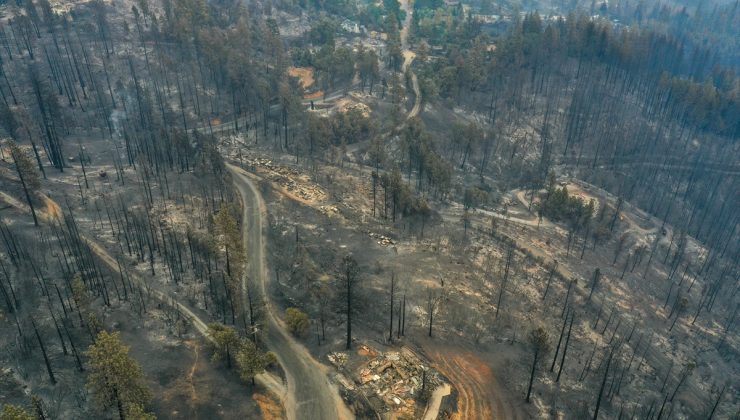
[227,163,353,420]
[400,0,421,119]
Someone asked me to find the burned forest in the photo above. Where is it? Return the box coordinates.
[0,0,737,419]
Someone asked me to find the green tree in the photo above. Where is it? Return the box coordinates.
[309,18,337,46]
[124,403,156,420]
[416,196,432,238]
[305,114,332,157]
[383,0,405,25]
[214,206,244,323]
[331,47,356,88]
[357,46,380,93]
[285,308,309,336]
[72,273,103,336]
[208,323,240,368]
[463,187,488,210]
[235,339,276,385]
[86,331,153,420]
[0,404,33,420]
[7,141,40,226]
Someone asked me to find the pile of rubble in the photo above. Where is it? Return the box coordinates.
[356,346,439,415]
[269,174,327,202]
[328,352,349,368]
[368,232,394,246]
[246,157,327,202]
[319,205,340,217]
[336,98,371,117]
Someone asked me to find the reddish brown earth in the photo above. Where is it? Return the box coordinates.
[426,344,527,420]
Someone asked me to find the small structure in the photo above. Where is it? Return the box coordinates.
[340,19,361,34]
[472,14,501,24]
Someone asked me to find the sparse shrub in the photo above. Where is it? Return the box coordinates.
[264,351,278,368]
[463,187,488,210]
[285,308,309,336]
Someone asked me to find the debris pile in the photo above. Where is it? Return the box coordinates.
[328,352,349,368]
[246,157,327,202]
[334,373,356,391]
[368,232,394,246]
[319,205,340,216]
[355,346,440,415]
[336,98,371,117]
[357,344,378,358]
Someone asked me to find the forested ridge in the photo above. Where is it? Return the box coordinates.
[407,10,738,260]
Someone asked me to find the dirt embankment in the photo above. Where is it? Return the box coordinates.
[288,67,315,89]
[425,345,526,420]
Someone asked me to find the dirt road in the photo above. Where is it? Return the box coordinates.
[400,0,413,49]
[407,70,421,119]
[399,0,421,119]
[227,163,353,420]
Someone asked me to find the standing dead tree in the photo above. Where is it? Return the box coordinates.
[427,287,441,338]
[342,255,359,350]
[496,245,514,319]
[526,326,550,403]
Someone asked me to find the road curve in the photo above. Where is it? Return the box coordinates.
[400,0,421,119]
[407,71,421,119]
[227,163,353,420]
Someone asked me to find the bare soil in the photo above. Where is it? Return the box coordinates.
[111,307,263,419]
[288,67,316,89]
